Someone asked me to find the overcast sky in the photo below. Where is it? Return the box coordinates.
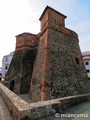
[0,0,90,67]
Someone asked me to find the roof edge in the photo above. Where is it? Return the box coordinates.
[15,32,36,37]
[39,5,67,21]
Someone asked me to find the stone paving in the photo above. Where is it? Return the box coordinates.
[0,95,13,120]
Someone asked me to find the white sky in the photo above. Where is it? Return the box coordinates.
[0,0,90,67]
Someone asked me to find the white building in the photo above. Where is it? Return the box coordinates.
[82,51,90,79]
[2,52,14,79]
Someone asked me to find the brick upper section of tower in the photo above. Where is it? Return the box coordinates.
[15,33,40,51]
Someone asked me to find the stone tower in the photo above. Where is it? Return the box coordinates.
[30,6,90,101]
[6,33,39,94]
[5,6,90,101]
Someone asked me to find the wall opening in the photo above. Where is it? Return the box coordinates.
[10,80,15,91]
[85,62,89,65]
[75,58,80,64]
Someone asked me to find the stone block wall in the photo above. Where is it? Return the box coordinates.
[30,6,90,102]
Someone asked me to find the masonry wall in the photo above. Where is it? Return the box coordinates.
[46,28,89,98]
[0,83,90,120]
[30,6,90,102]
[16,33,37,50]
[4,6,90,101]
[5,32,39,94]
[30,27,89,101]
[30,30,49,101]
[6,48,37,94]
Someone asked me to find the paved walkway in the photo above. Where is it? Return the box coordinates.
[0,95,13,120]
